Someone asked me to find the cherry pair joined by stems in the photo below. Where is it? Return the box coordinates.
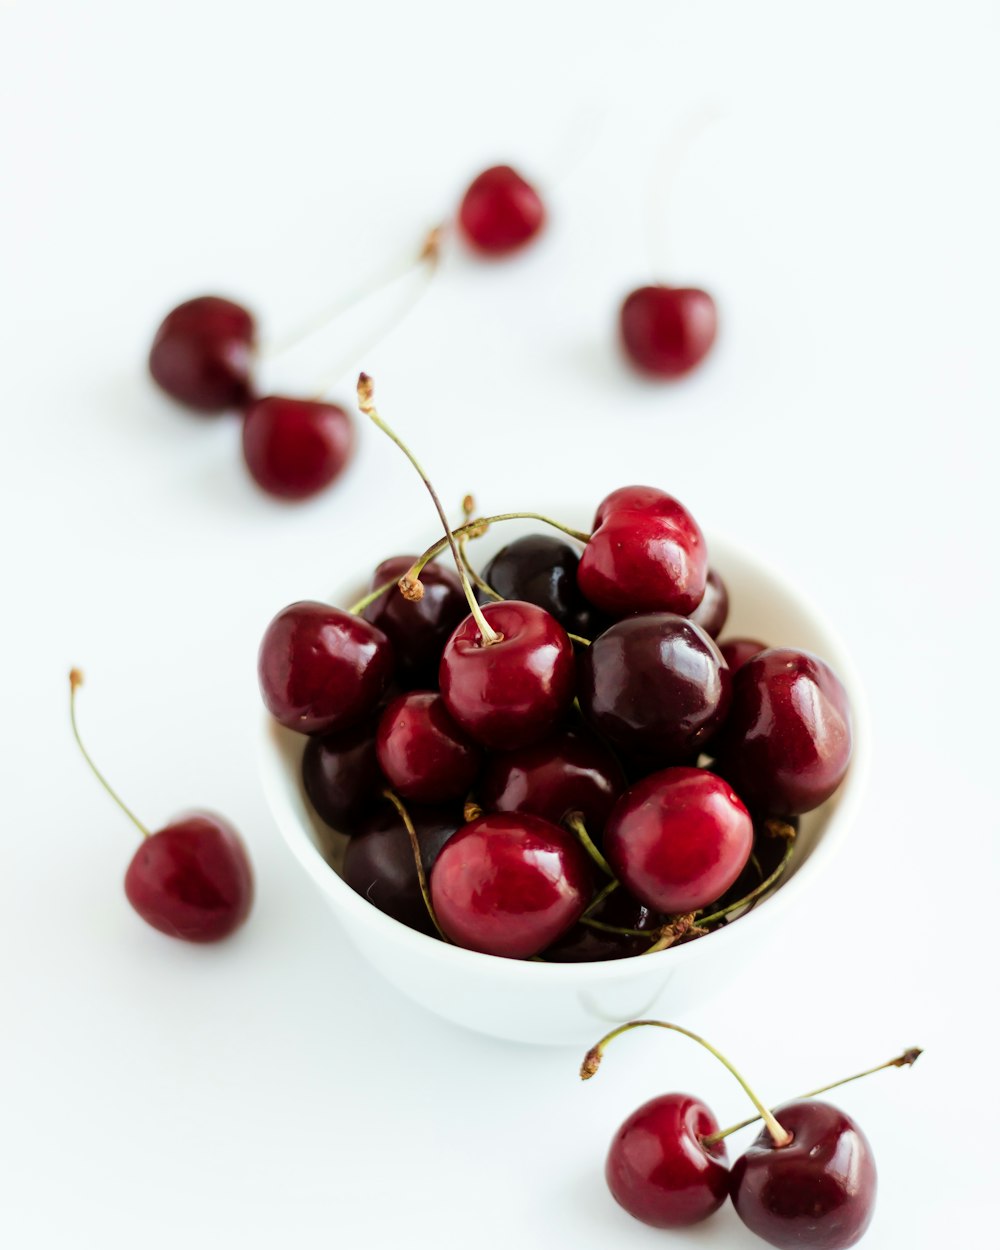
[582,1018,921,1247]
[69,671,252,942]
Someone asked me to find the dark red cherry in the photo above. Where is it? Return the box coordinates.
[342,802,460,937]
[479,534,608,637]
[479,727,626,842]
[604,767,753,913]
[605,1092,729,1227]
[258,601,394,735]
[577,486,707,618]
[730,1101,877,1250]
[719,636,767,673]
[688,567,729,638]
[712,649,852,815]
[124,813,253,942]
[362,556,468,688]
[148,296,255,413]
[439,601,575,751]
[579,613,730,768]
[619,285,717,378]
[302,718,382,832]
[458,165,545,255]
[242,397,353,500]
[543,883,661,962]
[429,813,591,957]
[376,691,482,804]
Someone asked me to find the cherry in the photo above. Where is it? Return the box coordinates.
[604,767,753,914]
[440,600,575,750]
[544,884,661,962]
[376,691,482,804]
[69,671,252,942]
[342,800,460,937]
[579,613,730,768]
[479,727,626,841]
[577,486,707,618]
[479,533,608,637]
[619,285,717,378]
[302,718,382,832]
[258,601,394,735]
[429,813,592,957]
[711,649,852,815]
[148,296,255,413]
[242,397,354,500]
[730,1101,877,1250]
[361,556,468,688]
[719,636,767,673]
[457,165,545,255]
[688,567,729,638]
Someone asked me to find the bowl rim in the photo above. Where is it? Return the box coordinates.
[257,524,870,983]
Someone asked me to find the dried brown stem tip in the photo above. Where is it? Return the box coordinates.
[420,225,444,262]
[764,818,797,841]
[463,800,483,822]
[895,1048,923,1067]
[357,372,375,411]
[398,575,424,602]
[580,1047,602,1080]
[70,668,84,690]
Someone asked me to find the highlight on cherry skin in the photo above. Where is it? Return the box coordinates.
[69,670,253,942]
[580,1019,921,1247]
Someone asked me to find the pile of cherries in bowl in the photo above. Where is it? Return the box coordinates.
[258,476,852,962]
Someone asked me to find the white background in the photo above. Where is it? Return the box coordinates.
[3,2,998,1246]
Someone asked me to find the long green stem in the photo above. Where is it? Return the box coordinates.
[581,1020,793,1148]
[702,1048,923,1146]
[381,788,447,942]
[69,670,150,839]
[696,831,796,928]
[565,813,616,878]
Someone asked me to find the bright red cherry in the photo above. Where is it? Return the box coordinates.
[242,397,353,500]
[688,567,729,638]
[258,601,394,735]
[458,165,545,255]
[730,1101,877,1250]
[620,285,717,378]
[479,727,626,841]
[362,556,468,688]
[605,1093,729,1227]
[69,671,253,943]
[439,601,575,750]
[148,296,255,413]
[376,691,482,804]
[719,636,767,673]
[429,813,592,957]
[712,649,852,815]
[302,717,382,832]
[577,486,707,618]
[604,767,752,913]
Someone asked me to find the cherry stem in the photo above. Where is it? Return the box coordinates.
[459,534,502,601]
[580,1019,793,1149]
[381,788,448,942]
[357,374,503,646]
[702,1048,923,1147]
[262,225,443,359]
[565,813,616,878]
[695,821,797,928]
[68,670,150,839]
[642,913,705,953]
[581,877,619,919]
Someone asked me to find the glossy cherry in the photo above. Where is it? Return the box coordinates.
[242,397,354,500]
[376,691,482,804]
[605,1093,729,1227]
[620,285,717,378]
[429,813,591,957]
[457,165,545,255]
[719,636,767,673]
[362,556,468,688]
[439,600,575,750]
[712,649,852,815]
[544,884,661,962]
[579,613,730,768]
[604,767,753,913]
[258,601,394,735]
[688,567,729,638]
[302,718,382,832]
[730,1101,877,1250]
[577,485,707,618]
[479,533,607,637]
[479,727,626,842]
[343,801,460,937]
[148,295,255,413]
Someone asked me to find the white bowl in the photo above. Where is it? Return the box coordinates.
[258,515,870,1046]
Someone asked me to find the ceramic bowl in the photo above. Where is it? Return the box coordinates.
[258,514,869,1045]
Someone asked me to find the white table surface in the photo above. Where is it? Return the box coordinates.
[3,2,997,1246]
